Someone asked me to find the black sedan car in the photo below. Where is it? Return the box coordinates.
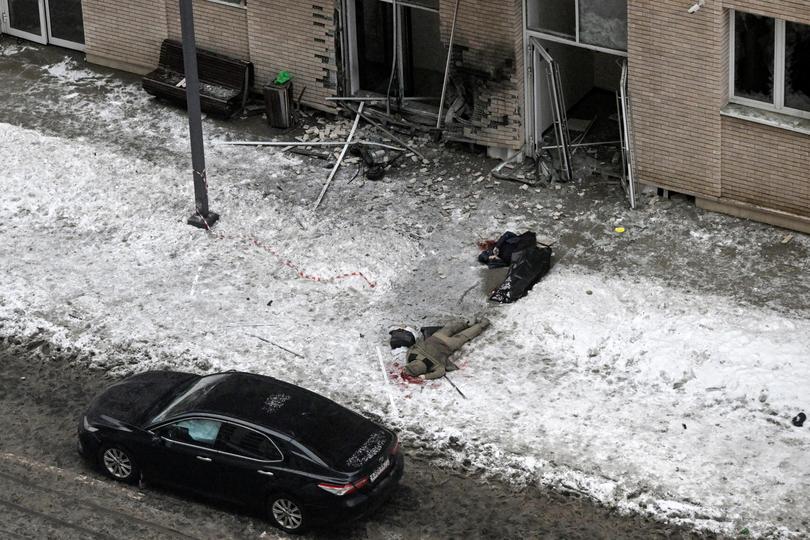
[78,371,404,533]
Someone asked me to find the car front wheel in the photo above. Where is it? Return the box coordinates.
[268,495,307,534]
[99,445,140,484]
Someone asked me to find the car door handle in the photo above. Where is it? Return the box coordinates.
[257,470,274,477]
[196,456,212,462]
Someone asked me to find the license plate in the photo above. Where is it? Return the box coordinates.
[370,458,390,483]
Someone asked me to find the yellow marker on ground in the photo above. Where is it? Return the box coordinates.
[614,227,626,234]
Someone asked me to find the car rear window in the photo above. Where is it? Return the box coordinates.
[291,399,389,470]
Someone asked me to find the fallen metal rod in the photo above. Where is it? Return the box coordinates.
[342,103,427,161]
[216,140,405,152]
[313,102,364,211]
[541,140,621,151]
[247,333,305,359]
[492,145,524,174]
[436,0,462,130]
[326,96,391,103]
[327,96,440,103]
[386,0,399,115]
[444,374,467,399]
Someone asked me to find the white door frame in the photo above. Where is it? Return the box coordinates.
[344,0,361,95]
[344,0,439,99]
[44,0,85,51]
[527,37,551,158]
[1,0,48,44]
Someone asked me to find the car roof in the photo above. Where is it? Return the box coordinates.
[161,371,388,470]
[180,372,357,436]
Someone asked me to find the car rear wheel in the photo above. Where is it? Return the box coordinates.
[99,445,139,484]
[268,495,307,534]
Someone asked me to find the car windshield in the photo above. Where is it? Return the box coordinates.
[150,373,233,424]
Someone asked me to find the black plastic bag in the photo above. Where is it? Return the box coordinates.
[490,245,552,303]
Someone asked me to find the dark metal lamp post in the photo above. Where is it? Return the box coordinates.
[180,0,219,229]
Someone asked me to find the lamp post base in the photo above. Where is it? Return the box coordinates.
[188,211,220,230]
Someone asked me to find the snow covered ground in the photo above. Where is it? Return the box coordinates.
[1,41,810,538]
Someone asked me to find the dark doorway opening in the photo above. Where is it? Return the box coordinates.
[350,0,444,101]
[355,0,395,95]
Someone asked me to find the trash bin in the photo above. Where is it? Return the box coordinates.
[264,72,293,129]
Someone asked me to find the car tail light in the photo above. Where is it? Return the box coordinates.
[318,476,369,497]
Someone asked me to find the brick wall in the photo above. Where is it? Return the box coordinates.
[721,117,810,217]
[627,0,726,198]
[438,0,524,151]
[83,0,168,72]
[247,0,338,112]
[720,0,810,219]
[723,0,810,25]
[628,0,810,222]
[166,0,250,60]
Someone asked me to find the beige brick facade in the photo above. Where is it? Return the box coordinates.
[628,0,726,198]
[628,0,810,225]
[166,0,250,61]
[439,0,525,150]
[247,0,338,112]
[83,0,168,73]
[721,116,810,216]
[80,0,810,226]
[81,0,521,146]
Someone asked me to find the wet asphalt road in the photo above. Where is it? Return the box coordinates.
[0,343,705,539]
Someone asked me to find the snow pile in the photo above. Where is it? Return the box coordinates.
[0,41,36,56]
[43,58,106,85]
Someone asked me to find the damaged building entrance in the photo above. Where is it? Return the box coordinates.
[343,0,445,106]
[524,0,637,206]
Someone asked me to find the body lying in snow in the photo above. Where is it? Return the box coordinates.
[403,318,490,380]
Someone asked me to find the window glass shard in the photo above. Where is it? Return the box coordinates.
[526,0,576,40]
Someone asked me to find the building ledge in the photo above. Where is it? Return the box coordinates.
[721,103,810,137]
[697,197,810,235]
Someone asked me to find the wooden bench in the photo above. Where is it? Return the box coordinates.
[142,40,254,118]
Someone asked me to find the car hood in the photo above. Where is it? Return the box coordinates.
[86,371,199,427]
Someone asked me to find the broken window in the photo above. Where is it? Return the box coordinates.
[785,21,810,113]
[346,0,444,101]
[731,11,810,117]
[527,0,576,41]
[526,0,627,53]
[578,0,627,51]
[355,0,396,95]
[734,12,774,104]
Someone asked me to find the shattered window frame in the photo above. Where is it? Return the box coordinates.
[524,0,628,56]
[730,10,810,120]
